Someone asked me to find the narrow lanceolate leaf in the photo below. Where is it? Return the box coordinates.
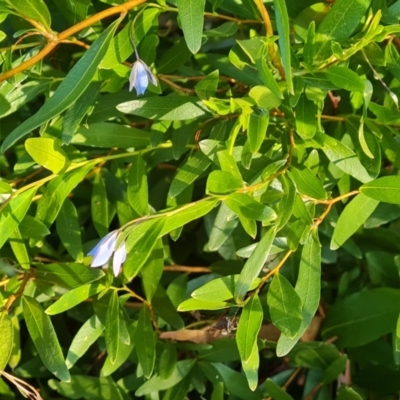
[169,152,211,198]
[314,0,371,61]
[141,239,164,301]
[0,187,36,249]
[267,273,302,338]
[62,82,101,144]
[66,314,104,369]
[91,173,109,238]
[236,294,263,362]
[135,304,156,378]
[331,193,379,250]
[123,218,166,281]
[242,342,259,391]
[177,0,205,54]
[46,283,105,315]
[273,0,293,93]
[277,231,321,356]
[225,193,276,221]
[25,137,69,174]
[56,199,84,262]
[105,291,128,365]
[127,154,149,216]
[0,312,13,370]
[326,66,365,92]
[235,227,276,303]
[360,176,400,204]
[9,227,30,270]
[36,163,95,228]
[1,18,121,152]
[289,167,327,200]
[6,0,51,30]
[247,111,269,154]
[320,133,372,183]
[295,95,316,138]
[322,288,400,348]
[117,96,209,121]
[22,296,70,382]
[276,175,296,230]
[265,379,294,400]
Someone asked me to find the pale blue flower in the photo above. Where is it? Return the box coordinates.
[129,59,158,95]
[88,230,127,277]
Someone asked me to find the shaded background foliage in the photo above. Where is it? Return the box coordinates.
[1,0,400,399]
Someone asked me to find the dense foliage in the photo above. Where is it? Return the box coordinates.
[2,0,400,398]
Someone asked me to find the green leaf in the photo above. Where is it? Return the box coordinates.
[131,7,160,45]
[314,0,371,61]
[135,304,156,379]
[336,385,363,400]
[276,175,296,230]
[117,96,209,121]
[267,273,302,338]
[161,198,219,235]
[247,111,269,153]
[320,133,372,183]
[56,198,83,261]
[321,355,347,384]
[105,291,129,365]
[1,18,121,152]
[273,0,293,93]
[46,283,105,315]
[177,0,205,54]
[62,82,101,145]
[141,239,164,301]
[0,187,36,249]
[326,66,365,92]
[289,167,327,200]
[35,262,104,288]
[0,312,13,371]
[295,95,317,138]
[102,322,136,377]
[235,227,276,302]
[36,163,95,228]
[66,314,104,369]
[152,285,184,329]
[159,343,177,380]
[49,375,123,400]
[248,85,282,109]
[195,70,219,100]
[169,151,211,198]
[226,193,276,221]
[207,170,243,194]
[91,173,109,237]
[135,359,195,396]
[207,202,238,251]
[265,379,294,400]
[71,122,150,149]
[192,275,260,302]
[277,232,321,356]
[127,154,149,216]
[9,227,30,270]
[255,51,283,99]
[123,218,166,281]
[178,298,231,311]
[241,342,259,391]
[236,294,263,362]
[360,176,400,204]
[331,193,379,250]
[25,137,69,174]
[322,288,400,347]
[6,0,51,30]
[22,296,70,382]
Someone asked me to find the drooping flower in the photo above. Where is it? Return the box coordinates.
[129,59,158,95]
[88,230,127,277]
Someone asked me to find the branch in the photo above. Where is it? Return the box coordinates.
[0,0,146,83]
